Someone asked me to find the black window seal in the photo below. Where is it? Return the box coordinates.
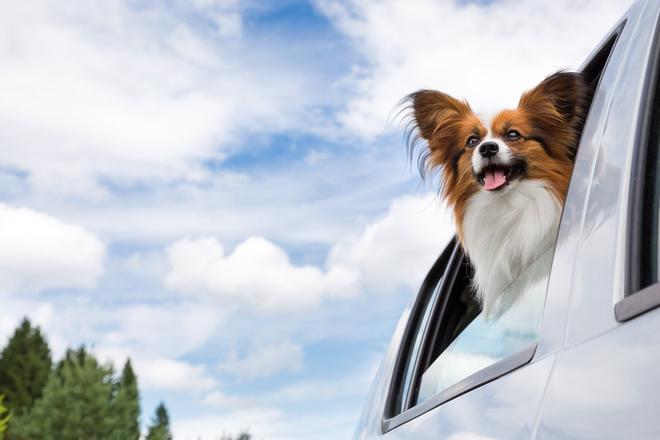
[618,8,660,323]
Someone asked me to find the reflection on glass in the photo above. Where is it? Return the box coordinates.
[416,250,552,404]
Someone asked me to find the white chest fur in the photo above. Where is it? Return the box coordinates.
[461,179,561,317]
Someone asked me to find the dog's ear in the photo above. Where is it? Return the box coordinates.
[518,71,590,159]
[405,90,473,173]
[409,90,472,141]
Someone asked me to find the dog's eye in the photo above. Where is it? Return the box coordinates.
[466,135,479,147]
[507,130,521,139]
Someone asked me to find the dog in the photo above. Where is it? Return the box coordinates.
[406,71,589,317]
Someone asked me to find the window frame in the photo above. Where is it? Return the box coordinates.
[382,23,626,432]
[616,9,660,322]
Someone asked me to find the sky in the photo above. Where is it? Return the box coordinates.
[0,0,633,438]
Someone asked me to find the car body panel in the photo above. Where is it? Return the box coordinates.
[566,0,659,346]
[537,310,660,439]
[534,5,636,358]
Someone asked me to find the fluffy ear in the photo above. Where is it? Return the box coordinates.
[405,90,472,173]
[409,90,472,141]
[518,71,590,158]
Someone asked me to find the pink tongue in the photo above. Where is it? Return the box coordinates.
[484,170,506,190]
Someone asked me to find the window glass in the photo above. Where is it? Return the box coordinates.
[415,249,552,404]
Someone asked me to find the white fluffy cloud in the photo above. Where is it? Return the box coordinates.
[0,204,105,293]
[219,341,304,380]
[316,0,632,139]
[165,236,358,311]
[329,194,454,294]
[135,357,217,392]
[0,0,319,198]
[94,345,217,392]
[101,303,225,358]
[165,194,453,311]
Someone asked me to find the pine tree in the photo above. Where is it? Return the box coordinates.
[0,318,52,416]
[114,359,140,440]
[10,347,120,439]
[145,402,172,440]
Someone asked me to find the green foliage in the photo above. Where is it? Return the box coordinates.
[0,319,251,439]
[145,402,172,440]
[0,318,52,416]
[0,395,11,440]
[10,347,126,440]
[114,359,140,440]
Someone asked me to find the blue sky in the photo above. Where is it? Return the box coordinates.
[0,0,631,438]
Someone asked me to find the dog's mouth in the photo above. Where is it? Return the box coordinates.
[475,160,527,191]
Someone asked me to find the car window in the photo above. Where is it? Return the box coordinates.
[384,239,554,424]
[415,251,550,404]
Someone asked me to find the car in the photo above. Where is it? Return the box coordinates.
[354,0,660,438]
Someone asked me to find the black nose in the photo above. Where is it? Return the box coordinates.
[479,142,499,158]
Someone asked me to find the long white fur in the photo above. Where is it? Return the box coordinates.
[461,179,561,318]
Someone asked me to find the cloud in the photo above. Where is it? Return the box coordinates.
[95,344,217,392]
[328,194,454,294]
[204,354,379,410]
[173,407,358,440]
[100,303,226,358]
[166,194,453,312]
[165,194,452,311]
[165,236,358,311]
[135,357,218,392]
[315,0,632,140]
[0,203,105,293]
[218,341,304,380]
[173,408,284,440]
[304,149,331,166]
[0,0,322,198]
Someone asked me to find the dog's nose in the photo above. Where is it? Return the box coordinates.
[479,142,499,158]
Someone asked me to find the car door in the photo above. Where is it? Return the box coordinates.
[535,1,660,438]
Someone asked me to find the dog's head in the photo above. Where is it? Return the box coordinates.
[407,71,589,232]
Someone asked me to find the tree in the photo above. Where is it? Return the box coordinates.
[0,318,52,416]
[145,402,172,440]
[0,395,10,440]
[114,359,140,440]
[10,347,120,439]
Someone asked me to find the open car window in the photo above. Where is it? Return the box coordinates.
[415,250,550,405]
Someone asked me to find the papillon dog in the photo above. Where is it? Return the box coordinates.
[407,72,589,317]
